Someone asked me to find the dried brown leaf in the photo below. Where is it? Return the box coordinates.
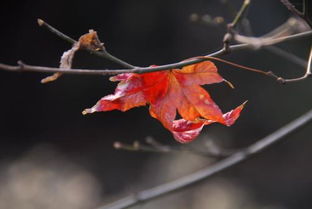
[41,30,104,83]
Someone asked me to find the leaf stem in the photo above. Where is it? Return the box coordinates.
[201,56,280,80]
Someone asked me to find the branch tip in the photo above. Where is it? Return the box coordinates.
[37,18,44,26]
[224,79,235,89]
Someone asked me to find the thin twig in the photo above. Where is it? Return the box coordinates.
[282,46,312,83]
[280,0,312,28]
[38,19,136,69]
[223,0,251,51]
[280,0,304,17]
[0,30,311,77]
[230,0,250,28]
[113,137,233,158]
[197,56,280,80]
[230,17,311,83]
[96,108,312,209]
[222,4,308,68]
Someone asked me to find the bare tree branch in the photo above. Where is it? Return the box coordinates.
[113,137,234,158]
[233,17,309,49]
[221,2,308,68]
[0,4,309,209]
[223,0,251,51]
[231,17,311,83]
[280,0,304,17]
[96,108,312,209]
[0,30,311,80]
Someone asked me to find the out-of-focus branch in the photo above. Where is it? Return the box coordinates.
[231,17,311,83]
[280,0,304,17]
[113,137,234,158]
[222,2,308,69]
[264,46,307,68]
[233,17,309,49]
[222,0,310,80]
[96,108,312,209]
[37,19,136,69]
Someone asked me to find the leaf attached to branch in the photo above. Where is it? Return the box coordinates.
[83,61,246,143]
[41,30,104,83]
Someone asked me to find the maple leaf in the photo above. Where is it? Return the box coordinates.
[83,61,246,143]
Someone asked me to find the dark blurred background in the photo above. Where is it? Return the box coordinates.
[0,0,311,209]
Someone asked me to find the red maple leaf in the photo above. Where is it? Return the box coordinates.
[83,61,246,143]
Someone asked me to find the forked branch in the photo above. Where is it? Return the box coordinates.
[0,29,311,82]
[282,46,312,82]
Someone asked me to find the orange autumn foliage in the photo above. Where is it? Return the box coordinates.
[83,61,246,143]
